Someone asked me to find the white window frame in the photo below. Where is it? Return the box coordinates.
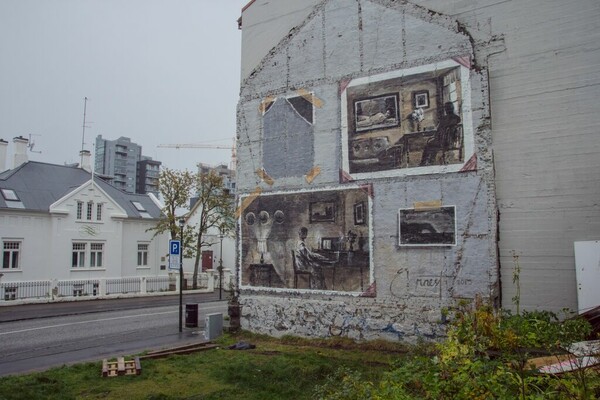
[96,203,103,221]
[2,240,21,269]
[90,243,103,267]
[86,201,93,221]
[72,241,105,269]
[76,201,83,220]
[72,243,86,268]
[137,243,149,267]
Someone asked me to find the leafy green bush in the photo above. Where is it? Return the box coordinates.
[313,299,599,400]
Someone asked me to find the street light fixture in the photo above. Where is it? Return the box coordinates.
[218,231,224,300]
[178,217,185,333]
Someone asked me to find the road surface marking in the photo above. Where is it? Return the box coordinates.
[0,310,177,336]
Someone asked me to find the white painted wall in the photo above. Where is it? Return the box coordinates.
[0,184,168,283]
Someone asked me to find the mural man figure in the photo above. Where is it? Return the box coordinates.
[420,101,461,166]
[295,226,330,290]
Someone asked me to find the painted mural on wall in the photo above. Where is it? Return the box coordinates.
[262,95,314,179]
[341,59,473,179]
[398,206,457,246]
[239,187,372,293]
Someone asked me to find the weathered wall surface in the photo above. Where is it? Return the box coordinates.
[237,0,498,341]
[240,0,600,315]
[410,0,600,313]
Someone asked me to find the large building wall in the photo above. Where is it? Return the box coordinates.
[236,0,498,341]
[239,0,600,319]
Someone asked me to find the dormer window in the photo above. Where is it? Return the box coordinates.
[1,189,18,201]
[132,201,145,211]
[132,201,152,219]
[1,188,25,209]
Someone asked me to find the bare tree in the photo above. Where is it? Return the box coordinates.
[189,170,235,289]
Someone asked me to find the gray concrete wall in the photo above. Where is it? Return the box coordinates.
[240,0,600,316]
[237,0,498,342]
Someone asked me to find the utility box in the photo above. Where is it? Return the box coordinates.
[205,313,223,340]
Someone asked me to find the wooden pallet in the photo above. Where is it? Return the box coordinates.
[102,357,141,377]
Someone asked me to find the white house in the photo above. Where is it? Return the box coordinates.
[0,140,170,301]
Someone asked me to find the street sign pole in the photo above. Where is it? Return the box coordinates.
[179,250,183,333]
[169,239,183,333]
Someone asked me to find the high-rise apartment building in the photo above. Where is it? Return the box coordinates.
[198,162,236,194]
[94,135,161,194]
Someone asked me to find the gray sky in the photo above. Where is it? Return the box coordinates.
[0,0,248,172]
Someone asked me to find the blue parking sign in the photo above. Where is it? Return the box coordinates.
[170,240,180,255]
[169,240,181,270]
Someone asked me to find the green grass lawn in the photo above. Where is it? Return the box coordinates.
[0,332,410,400]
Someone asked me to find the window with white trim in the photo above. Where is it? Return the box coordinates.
[72,242,105,268]
[86,201,93,220]
[90,243,103,267]
[137,243,149,266]
[76,202,83,220]
[96,203,103,221]
[2,241,20,269]
[72,243,86,267]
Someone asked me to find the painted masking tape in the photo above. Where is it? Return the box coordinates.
[235,187,263,219]
[305,166,321,184]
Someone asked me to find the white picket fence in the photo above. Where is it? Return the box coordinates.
[0,269,231,302]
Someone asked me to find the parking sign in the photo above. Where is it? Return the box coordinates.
[169,240,181,270]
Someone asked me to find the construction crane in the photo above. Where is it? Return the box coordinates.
[157,141,236,170]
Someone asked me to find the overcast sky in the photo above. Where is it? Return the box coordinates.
[0,0,248,172]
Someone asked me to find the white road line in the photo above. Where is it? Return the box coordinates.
[0,310,177,336]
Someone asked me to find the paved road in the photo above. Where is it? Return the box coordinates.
[0,291,223,322]
[0,292,228,377]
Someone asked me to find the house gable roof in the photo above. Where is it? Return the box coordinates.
[0,161,162,219]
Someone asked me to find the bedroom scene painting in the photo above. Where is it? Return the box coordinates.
[342,60,470,176]
[239,188,372,292]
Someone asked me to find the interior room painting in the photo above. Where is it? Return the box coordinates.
[341,59,473,178]
[239,187,372,293]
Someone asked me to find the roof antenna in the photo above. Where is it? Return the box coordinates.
[28,134,42,154]
[80,97,89,166]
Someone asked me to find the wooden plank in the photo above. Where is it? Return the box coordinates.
[102,359,108,377]
[134,357,142,375]
[117,357,125,376]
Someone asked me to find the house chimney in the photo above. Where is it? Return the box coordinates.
[13,136,28,168]
[79,150,92,172]
[0,139,7,171]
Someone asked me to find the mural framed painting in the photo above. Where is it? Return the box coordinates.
[309,201,336,223]
[354,201,365,225]
[238,186,373,293]
[341,58,474,179]
[354,93,400,133]
[413,90,430,109]
[398,206,457,246]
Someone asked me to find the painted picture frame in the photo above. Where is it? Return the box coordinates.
[354,93,400,133]
[398,206,457,246]
[413,90,430,108]
[309,201,336,223]
[354,202,366,225]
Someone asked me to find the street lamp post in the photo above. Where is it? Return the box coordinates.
[178,218,185,333]
[218,232,224,300]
